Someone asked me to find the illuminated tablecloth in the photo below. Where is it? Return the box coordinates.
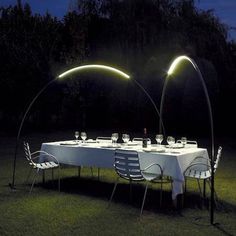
[40,141,209,200]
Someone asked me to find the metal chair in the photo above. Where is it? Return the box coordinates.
[184,146,222,202]
[176,139,198,148]
[108,149,165,216]
[24,141,60,193]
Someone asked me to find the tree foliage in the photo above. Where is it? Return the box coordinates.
[0,0,235,135]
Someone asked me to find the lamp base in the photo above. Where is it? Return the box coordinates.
[9,183,17,192]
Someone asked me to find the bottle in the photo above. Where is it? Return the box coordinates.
[142,128,148,148]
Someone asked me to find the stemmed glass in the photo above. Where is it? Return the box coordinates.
[155,134,163,146]
[122,134,130,144]
[111,133,119,146]
[167,136,175,148]
[81,132,87,143]
[181,137,187,147]
[75,131,79,143]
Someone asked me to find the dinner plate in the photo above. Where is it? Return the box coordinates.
[100,144,121,148]
[60,142,78,146]
[127,142,138,146]
[166,144,184,149]
[85,139,97,143]
[143,148,165,153]
[100,145,115,148]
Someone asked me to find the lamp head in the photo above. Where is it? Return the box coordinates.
[167,55,197,76]
[58,64,130,80]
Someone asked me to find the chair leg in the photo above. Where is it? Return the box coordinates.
[30,169,39,193]
[140,182,148,216]
[197,179,205,207]
[58,167,60,192]
[52,168,54,181]
[160,179,163,208]
[197,179,202,197]
[203,179,206,198]
[98,168,100,180]
[90,167,93,177]
[184,178,187,193]
[108,177,119,208]
[207,179,218,208]
[78,166,81,178]
[25,167,33,185]
[42,170,45,184]
[129,179,132,202]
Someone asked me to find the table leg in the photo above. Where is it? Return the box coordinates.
[78,166,81,178]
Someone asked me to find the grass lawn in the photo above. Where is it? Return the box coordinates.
[0,131,236,236]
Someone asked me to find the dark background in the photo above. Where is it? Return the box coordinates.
[0,0,236,140]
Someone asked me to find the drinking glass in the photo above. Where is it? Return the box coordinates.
[111,133,119,145]
[75,131,79,143]
[155,134,163,146]
[181,137,187,147]
[81,132,87,143]
[122,134,130,144]
[167,136,175,147]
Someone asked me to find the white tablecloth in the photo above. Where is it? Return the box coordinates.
[40,141,209,200]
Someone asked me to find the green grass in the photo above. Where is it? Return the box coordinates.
[1,132,236,236]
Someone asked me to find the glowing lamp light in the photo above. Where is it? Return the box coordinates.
[167,55,197,76]
[58,64,130,80]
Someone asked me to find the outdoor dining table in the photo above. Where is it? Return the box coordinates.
[40,140,209,200]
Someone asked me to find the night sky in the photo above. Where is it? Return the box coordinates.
[1,0,236,40]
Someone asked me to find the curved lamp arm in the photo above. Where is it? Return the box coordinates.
[132,79,165,136]
[10,64,130,189]
[11,64,164,189]
[160,55,215,224]
[165,55,214,160]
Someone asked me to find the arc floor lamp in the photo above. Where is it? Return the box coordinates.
[159,55,215,224]
[10,64,164,190]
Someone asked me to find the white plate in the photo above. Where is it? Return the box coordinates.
[100,145,121,148]
[127,142,138,146]
[85,140,97,143]
[60,141,78,146]
[143,147,165,153]
[166,144,184,149]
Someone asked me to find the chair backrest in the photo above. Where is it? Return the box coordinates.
[214,146,222,171]
[184,153,211,176]
[23,142,35,166]
[96,137,112,143]
[177,139,198,148]
[114,149,144,181]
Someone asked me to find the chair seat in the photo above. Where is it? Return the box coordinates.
[185,169,211,179]
[35,161,59,170]
[142,172,162,181]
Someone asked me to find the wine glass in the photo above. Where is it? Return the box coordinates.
[181,137,187,147]
[75,131,79,143]
[155,134,163,146]
[81,132,87,143]
[111,133,119,145]
[122,134,130,144]
[167,136,175,148]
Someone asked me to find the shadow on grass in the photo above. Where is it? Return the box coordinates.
[34,175,236,216]
[38,176,176,212]
[19,175,236,235]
